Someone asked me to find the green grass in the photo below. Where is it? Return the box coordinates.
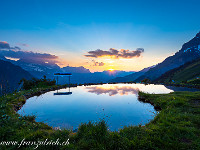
[0,86,200,149]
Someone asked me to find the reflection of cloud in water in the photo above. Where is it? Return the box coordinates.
[86,86,139,96]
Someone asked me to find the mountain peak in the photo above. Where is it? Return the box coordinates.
[196,31,200,37]
[180,31,200,54]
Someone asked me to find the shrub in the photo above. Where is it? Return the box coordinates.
[20,76,56,90]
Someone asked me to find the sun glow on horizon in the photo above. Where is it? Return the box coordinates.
[108,68,115,72]
[53,49,167,73]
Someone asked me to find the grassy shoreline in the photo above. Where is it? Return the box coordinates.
[0,84,200,149]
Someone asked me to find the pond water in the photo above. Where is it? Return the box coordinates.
[17,84,198,131]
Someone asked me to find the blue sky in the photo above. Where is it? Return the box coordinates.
[0,0,200,71]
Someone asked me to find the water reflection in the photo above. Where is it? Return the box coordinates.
[54,92,72,95]
[54,87,72,95]
[86,85,139,96]
[19,83,193,131]
[85,83,174,96]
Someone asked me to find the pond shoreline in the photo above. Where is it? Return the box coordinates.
[138,92,162,111]
[13,83,109,112]
[18,83,161,131]
[13,84,77,112]
[13,82,199,113]
[13,82,114,112]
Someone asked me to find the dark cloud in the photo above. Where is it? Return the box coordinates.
[92,60,105,66]
[0,41,59,64]
[85,48,144,59]
[0,49,59,64]
[0,41,22,51]
[0,41,10,49]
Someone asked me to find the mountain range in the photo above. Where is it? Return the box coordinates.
[58,70,135,84]
[0,54,134,86]
[1,31,200,92]
[112,31,200,82]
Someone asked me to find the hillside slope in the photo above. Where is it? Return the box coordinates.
[135,32,200,82]
[154,58,200,83]
[0,60,33,94]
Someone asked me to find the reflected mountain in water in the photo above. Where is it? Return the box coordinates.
[86,85,139,96]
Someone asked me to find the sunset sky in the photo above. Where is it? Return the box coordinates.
[0,0,200,72]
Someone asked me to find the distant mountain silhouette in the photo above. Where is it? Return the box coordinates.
[0,56,134,84]
[58,70,135,84]
[0,60,33,94]
[62,66,91,73]
[109,65,155,83]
